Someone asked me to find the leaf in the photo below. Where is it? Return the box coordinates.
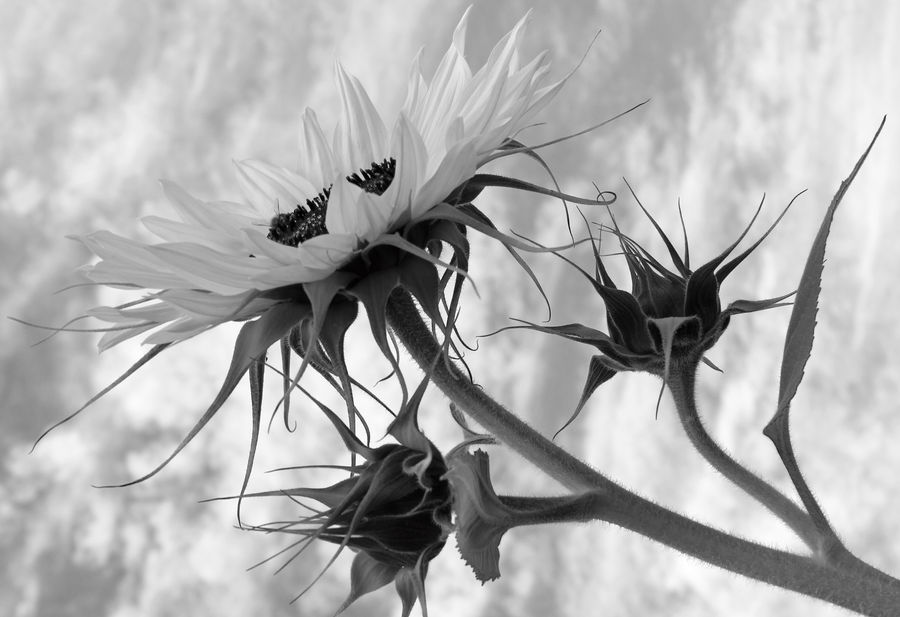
[647,316,698,418]
[622,177,689,276]
[762,117,885,537]
[395,560,429,617]
[416,203,579,254]
[765,117,885,438]
[723,290,796,316]
[554,355,616,439]
[716,190,806,283]
[334,552,398,616]
[96,300,309,488]
[31,343,171,452]
[466,173,613,206]
[237,356,265,525]
[445,450,508,583]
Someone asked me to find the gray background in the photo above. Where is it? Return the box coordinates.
[3,1,899,615]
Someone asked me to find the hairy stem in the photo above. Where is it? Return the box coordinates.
[666,360,821,551]
[385,290,618,494]
[386,290,900,615]
[504,491,900,616]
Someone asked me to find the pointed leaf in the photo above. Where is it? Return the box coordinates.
[763,117,884,536]
[724,290,796,316]
[397,255,442,327]
[683,261,721,332]
[593,285,655,354]
[466,173,610,205]
[32,343,171,451]
[395,562,429,617]
[554,355,616,439]
[701,356,724,372]
[416,203,578,253]
[96,301,309,487]
[237,356,265,525]
[716,190,805,283]
[623,177,689,276]
[334,552,398,616]
[766,118,885,435]
[387,376,432,455]
[347,267,408,405]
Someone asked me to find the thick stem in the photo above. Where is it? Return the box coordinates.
[386,291,900,615]
[508,491,900,617]
[666,360,821,551]
[385,290,618,494]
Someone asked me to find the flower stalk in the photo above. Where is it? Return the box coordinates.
[386,289,900,616]
[664,355,821,551]
[385,289,618,494]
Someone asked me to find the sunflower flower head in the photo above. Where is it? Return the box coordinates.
[242,380,451,616]
[517,187,801,429]
[26,7,577,497]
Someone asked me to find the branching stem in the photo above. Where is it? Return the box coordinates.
[385,290,900,616]
[665,359,820,551]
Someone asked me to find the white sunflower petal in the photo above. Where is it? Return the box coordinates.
[411,140,477,219]
[298,108,337,189]
[234,159,319,217]
[334,62,388,172]
[160,180,260,229]
[147,243,272,294]
[323,174,363,237]
[416,12,472,155]
[384,114,427,228]
[141,216,246,253]
[97,323,159,350]
[401,49,427,125]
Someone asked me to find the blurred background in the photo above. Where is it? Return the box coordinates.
[2,1,899,615]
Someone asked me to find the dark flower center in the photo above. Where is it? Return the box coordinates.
[266,158,397,247]
[346,157,396,196]
[267,187,331,247]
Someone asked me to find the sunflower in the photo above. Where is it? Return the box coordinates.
[231,379,452,616]
[508,185,802,433]
[31,8,581,496]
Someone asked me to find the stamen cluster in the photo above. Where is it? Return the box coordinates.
[267,187,332,247]
[346,157,397,196]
